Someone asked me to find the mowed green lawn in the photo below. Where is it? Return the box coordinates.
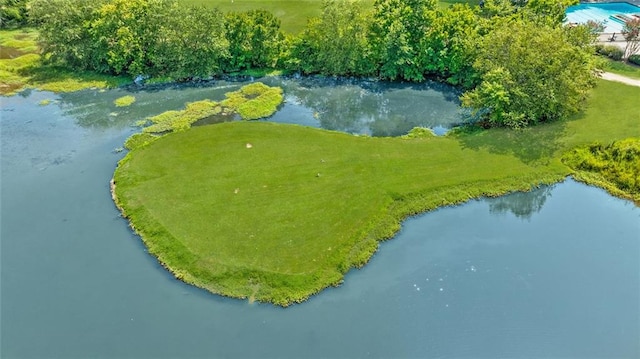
[113,80,640,305]
[178,0,478,33]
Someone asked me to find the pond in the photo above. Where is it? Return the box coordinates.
[44,77,464,136]
[1,86,638,358]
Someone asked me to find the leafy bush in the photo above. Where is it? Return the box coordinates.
[401,127,435,139]
[461,21,598,128]
[563,138,640,200]
[628,54,640,66]
[596,45,624,61]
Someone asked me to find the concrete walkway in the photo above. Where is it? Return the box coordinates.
[600,72,640,87]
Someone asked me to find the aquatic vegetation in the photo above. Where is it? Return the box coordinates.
[38,99,51,106]
[143,100,221,134]
[220,82,284,120]
[124,133,163,151]
[563,138,640,203]
[114,95,136,107]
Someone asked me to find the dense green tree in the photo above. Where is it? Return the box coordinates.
[369,0,437,80]
[225,10,283,71]
[29,0,105,69]
[1,0,30,28]
[420,4,481,87]
[89,0,172,76]
[461,19,598,128]
[478,0,516,18]
[524,0,577,25]
[290,0,373,76]
[153,5,229,79]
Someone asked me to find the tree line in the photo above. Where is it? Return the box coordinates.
[26,0,599,128]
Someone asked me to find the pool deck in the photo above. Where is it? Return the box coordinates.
[573,0,640,55]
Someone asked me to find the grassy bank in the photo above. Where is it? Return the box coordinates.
[113,80,640,306]
[0,28,128,96]
[178,0,478,33]
[602,58,640,80]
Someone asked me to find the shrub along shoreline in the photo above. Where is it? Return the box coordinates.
[22,0,601,129]
[111,80,640,306]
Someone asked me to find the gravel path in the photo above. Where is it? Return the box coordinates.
[600,72,640,87]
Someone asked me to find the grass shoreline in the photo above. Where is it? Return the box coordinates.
[111,171,569,305]
[112,78,639,306]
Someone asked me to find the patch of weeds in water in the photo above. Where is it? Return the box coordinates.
[125,133,163,151]
[39,99,51,106]
[114,95,136,107]
[143,100,222,134]
[220,82,284,120]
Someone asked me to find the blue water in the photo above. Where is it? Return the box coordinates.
[2,89,639,358]
[566,2,640,33]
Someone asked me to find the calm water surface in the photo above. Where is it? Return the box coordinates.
[1,86,638,358]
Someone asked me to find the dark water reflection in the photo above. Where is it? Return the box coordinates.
[52,77,464,136]
[1,91,639,358]
[487,185,553,220]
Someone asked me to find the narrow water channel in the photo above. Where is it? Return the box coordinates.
[1,87,638,358]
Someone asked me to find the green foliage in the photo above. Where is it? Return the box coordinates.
[29,0,106,70]
[461,19,598,128]
[89,0,169,75]
[114,95,135,107]
[124,133,162,150]
[0,28,128,95]
[152,5,229,79]
[401,127,435,139]
[524,0,577,26]
[478,0,516,18]
[30,0,228,79]
[0,0,30,28]
[420,4,480,86]
[224,10,284,71]
[220,82,284,120]
[143,100,221,133]
[622,18,640,59]
[596,44,624,61]
[290,0,374,76]
[629,54,640,66]
[563,138,640,203]
[369,0,438,80]
[601,57,640,80]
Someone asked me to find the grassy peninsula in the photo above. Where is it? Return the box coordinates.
[112,80,640,306]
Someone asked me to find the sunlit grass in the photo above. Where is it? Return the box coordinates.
[178,0,478,33]
[113,80,640,306]
[602,57,640,80]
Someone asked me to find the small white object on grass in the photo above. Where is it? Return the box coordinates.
[246,143,253,149]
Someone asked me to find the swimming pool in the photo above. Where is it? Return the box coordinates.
[566,2,640,33]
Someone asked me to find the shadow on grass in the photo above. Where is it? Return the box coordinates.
[455,117,572,165]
